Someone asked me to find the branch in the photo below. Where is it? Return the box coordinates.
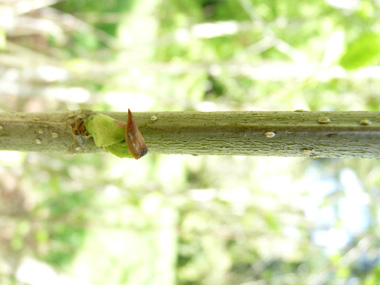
[0,110,379,158]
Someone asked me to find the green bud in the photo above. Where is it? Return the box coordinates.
[104,141,133,158]
[84,114,125,147]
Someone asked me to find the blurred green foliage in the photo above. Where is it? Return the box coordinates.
[1,0,380,284]
[340,33,380,70]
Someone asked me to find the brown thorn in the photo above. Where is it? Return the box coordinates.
[126,109,148,159]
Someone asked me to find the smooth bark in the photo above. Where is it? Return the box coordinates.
[0,110,379,158]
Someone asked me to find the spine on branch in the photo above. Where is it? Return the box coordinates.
[0,110,379,158]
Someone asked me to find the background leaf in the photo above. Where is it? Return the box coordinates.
[339,33,380,70]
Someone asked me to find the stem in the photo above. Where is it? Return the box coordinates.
[0,110,379,158]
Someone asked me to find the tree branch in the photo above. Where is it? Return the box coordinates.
[0,110,379,158]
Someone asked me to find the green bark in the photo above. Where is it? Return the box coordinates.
[0,110,379,158]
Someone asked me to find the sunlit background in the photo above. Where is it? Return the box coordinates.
[1,0,380,284]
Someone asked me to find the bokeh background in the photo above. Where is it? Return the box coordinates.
[1,0,380,284]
